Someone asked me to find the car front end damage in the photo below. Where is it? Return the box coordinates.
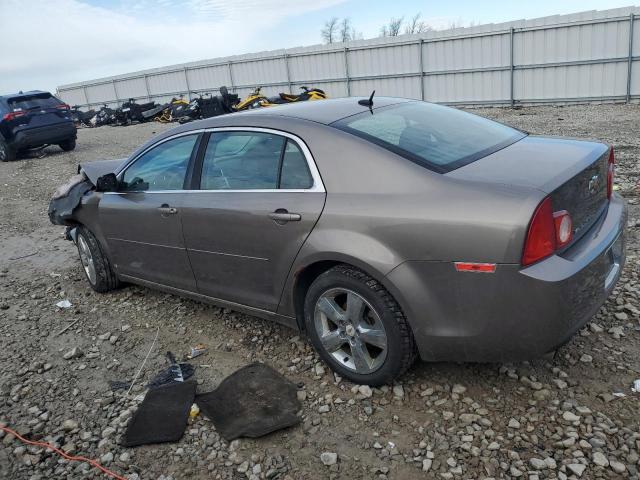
[48,172,93,227]
[48,159,127,228]
[386,192,627,362]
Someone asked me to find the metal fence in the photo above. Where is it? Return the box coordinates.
[57,6,640,109]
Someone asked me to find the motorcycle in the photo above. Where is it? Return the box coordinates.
[70,105,96,128]
[232,86,327,111]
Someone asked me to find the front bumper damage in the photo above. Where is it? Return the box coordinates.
[48,172,93,227]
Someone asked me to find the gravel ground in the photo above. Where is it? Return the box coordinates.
[0,104,639,480]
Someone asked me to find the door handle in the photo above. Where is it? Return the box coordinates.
[158,204,178,215]
[268,210,301,224]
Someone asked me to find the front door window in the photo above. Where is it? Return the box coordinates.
[121,135,198,191]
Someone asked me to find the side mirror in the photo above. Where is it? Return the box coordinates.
[96,173,119,192]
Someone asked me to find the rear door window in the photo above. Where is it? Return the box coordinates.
[201,132,284,190]
[199,132,315,190]
[332,102,526,172]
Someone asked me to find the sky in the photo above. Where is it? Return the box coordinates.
[1,0,636,94]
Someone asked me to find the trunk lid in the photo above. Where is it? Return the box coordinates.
[448,135,610,243]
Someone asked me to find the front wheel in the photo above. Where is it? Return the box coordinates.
[304,265,417,386]
[76,226,119,293]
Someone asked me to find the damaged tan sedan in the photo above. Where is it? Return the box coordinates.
[50,97,626,385]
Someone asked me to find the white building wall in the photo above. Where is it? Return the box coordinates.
[57,7,640,109]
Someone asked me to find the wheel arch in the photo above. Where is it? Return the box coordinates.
[74,223,120,292]
[292,260,342,331]
[71,195,113,252]
[286,255,412,334]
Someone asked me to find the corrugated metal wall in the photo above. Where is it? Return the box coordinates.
[57,6,640,109]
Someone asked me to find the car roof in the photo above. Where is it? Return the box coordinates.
[206,96,414,126]
[0,90,53,101]
[130,96,418,162]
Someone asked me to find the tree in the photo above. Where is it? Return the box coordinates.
[321,17,339,43]
[447,18,467,30]
[380,17,403,37]
[339,18,354,43]
[405,13,431,34]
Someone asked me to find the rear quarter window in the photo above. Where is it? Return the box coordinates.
[332,102,525,172]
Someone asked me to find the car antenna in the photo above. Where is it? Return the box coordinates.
[358,90,375,109]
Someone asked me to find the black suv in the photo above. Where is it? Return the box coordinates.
[0,90,77,162]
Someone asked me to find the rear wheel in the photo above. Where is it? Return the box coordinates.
[76,226,119,292]
[304,265,417,386]
[0,138,16,162]
[59,138,76,152]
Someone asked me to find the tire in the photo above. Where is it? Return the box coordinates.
[0,138,16,162]
[59,138,76,152]
[76,226,119,293]
[304,265,417,386]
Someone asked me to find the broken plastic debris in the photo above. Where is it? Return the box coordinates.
[612,392,626,398]
[56,300,72,309]
[187,344,208,359]
[196,363,301,441]
[632,379,640,393]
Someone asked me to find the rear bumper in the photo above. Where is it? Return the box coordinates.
[12,122,76,149]
[386,194,627,362]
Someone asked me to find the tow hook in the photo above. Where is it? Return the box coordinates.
[65,226,78,244]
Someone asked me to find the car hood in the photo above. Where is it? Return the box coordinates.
[446,136,608,194]
[79,158,127,184]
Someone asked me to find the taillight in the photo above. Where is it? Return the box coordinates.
[522,197,575,266]
[553,210,573,247]
[56,104,70,110]
[607,147,614,199]
[2,110,25,121]
[522,197,556,266]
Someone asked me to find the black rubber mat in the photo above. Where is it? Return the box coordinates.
[196,363,301,441]
[122,380,196,447]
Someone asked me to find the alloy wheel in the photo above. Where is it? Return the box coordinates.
[314,288,388,374]
[78,235,97,285]
[0,145,6,162]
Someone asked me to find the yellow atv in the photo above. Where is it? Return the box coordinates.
[155,97,190,123]
[232,87,269,111]
[232,86,327,111]
[278,86,327,102]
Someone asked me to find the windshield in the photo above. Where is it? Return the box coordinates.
[332,102,526,172]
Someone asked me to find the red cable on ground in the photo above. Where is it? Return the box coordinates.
[0,424,128,480]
